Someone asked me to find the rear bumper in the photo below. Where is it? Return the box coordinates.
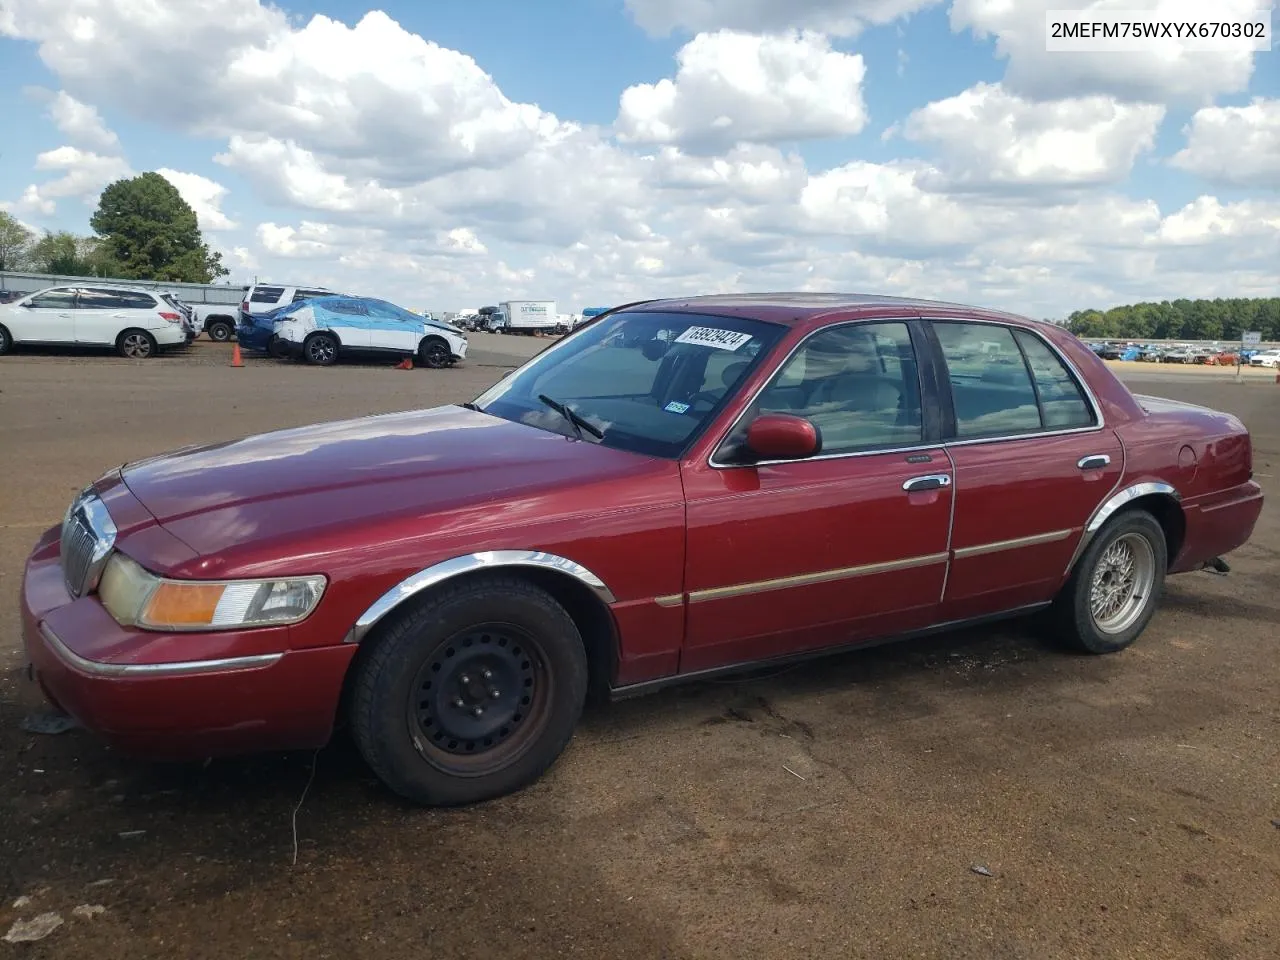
[1171,480,1265,574]
[21,527,355,759]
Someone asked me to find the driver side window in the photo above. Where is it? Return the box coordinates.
[756,322,923,455]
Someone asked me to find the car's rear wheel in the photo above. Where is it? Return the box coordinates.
[117,329,157,359]
[303,332,338,366]
[350,576,588,806]
[418,336,450,368]
[1054,510,1166,654]
[0,324,11,355]
[267,335,290,359]
[207,319,234,342]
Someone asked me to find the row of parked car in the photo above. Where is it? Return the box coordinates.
[0,281,471,368]
[1088,341,1280,367]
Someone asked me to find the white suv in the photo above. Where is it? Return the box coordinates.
[240,283,342,320]
[0,284,189,358]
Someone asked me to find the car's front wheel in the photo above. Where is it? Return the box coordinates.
[349,576,588,806]
[1054,510,1166,654]
[0,323,12,355]
[418,336,451,368]
[303,332,339,366]
[117,329,158,359]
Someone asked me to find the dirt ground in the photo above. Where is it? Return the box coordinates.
[1,339,1277,959]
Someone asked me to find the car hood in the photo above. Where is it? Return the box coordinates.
[118,406,655,558]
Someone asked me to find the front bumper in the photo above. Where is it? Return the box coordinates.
[21,525,355,759]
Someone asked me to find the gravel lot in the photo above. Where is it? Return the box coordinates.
[1,339,1277,959]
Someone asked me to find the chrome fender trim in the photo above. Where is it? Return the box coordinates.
[1065,481,1180,577]
[346,550,617,644]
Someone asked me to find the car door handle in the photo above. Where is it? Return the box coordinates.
[1077,455,1111,470]
[903,474,952,492]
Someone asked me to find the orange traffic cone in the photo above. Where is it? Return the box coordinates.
[395,357,413,370]
[230,343,243,367]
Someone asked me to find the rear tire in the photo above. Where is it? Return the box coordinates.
[1054,510,1166,654]
[350,576,588,806]
[0,323,11,355]
[207,319,234,342]
[303,332,339,366]
[117,329,157,359]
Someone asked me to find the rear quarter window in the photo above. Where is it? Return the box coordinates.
[251,286,285,303]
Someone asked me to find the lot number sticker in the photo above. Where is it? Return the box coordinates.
[674,326,753,351]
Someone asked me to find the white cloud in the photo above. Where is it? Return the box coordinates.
[903,82,1165,190]
[156,168,236,230]
[616,31,867,150]
[26,89,121,151]
[19,146,132,215]
[1171,98,1280,189]
[949,0,1264,102]
[624,0,939,37]
[2,0,1277,317]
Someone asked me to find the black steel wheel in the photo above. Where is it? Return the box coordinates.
[207,319,234,342]
[350,575,588,806]
[406,624,550,774]
[304,332,339,366]
[418,336,450,369]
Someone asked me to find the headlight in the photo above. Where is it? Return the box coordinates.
[98,553,326,631]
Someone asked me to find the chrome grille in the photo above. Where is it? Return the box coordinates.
[59,489,117,598]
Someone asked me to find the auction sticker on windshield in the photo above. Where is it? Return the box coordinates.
[674,326,753,351]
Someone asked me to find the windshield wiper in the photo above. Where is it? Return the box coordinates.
[537,394,604,441]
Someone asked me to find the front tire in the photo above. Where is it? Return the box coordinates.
[418,336,450,369]
[0,323,11,355]
[1054,510,1166,654]
[350,576,588,806]
[117,329,157,359]
[303,332,339,366]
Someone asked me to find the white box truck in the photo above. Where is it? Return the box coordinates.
[489,300,558,335]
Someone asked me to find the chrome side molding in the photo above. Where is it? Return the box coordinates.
[346,550,617,644]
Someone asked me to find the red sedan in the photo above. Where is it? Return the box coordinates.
[22,294,1264,806]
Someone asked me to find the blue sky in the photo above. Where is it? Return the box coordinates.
[1,0,1277,316]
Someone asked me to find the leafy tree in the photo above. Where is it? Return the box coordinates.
[0,211,34,271]
[26,231,110,276]
[90,172,228,283]
[1065,297,1280,342]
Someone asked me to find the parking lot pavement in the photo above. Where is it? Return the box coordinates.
[1,349,1278,960]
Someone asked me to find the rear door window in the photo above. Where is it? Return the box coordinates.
[934,322,1099,438]
[1012,330,1097,429]
[934,322,1041,438]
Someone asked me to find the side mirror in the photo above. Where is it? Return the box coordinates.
[744,413,821,461]
[641,338,669,361]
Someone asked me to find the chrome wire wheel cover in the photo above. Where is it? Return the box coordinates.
[121,333,152,358]
[1089,532,1157,634]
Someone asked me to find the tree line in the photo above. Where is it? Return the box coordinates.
[1065,298,1280,342]
[0,172,227,283]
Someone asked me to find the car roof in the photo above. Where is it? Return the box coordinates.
[622,292,1035,327]
[39,283,161,295]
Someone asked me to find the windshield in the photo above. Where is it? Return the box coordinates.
[474,310,784,458]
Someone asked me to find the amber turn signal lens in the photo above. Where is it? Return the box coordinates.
[141,582,227,626]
